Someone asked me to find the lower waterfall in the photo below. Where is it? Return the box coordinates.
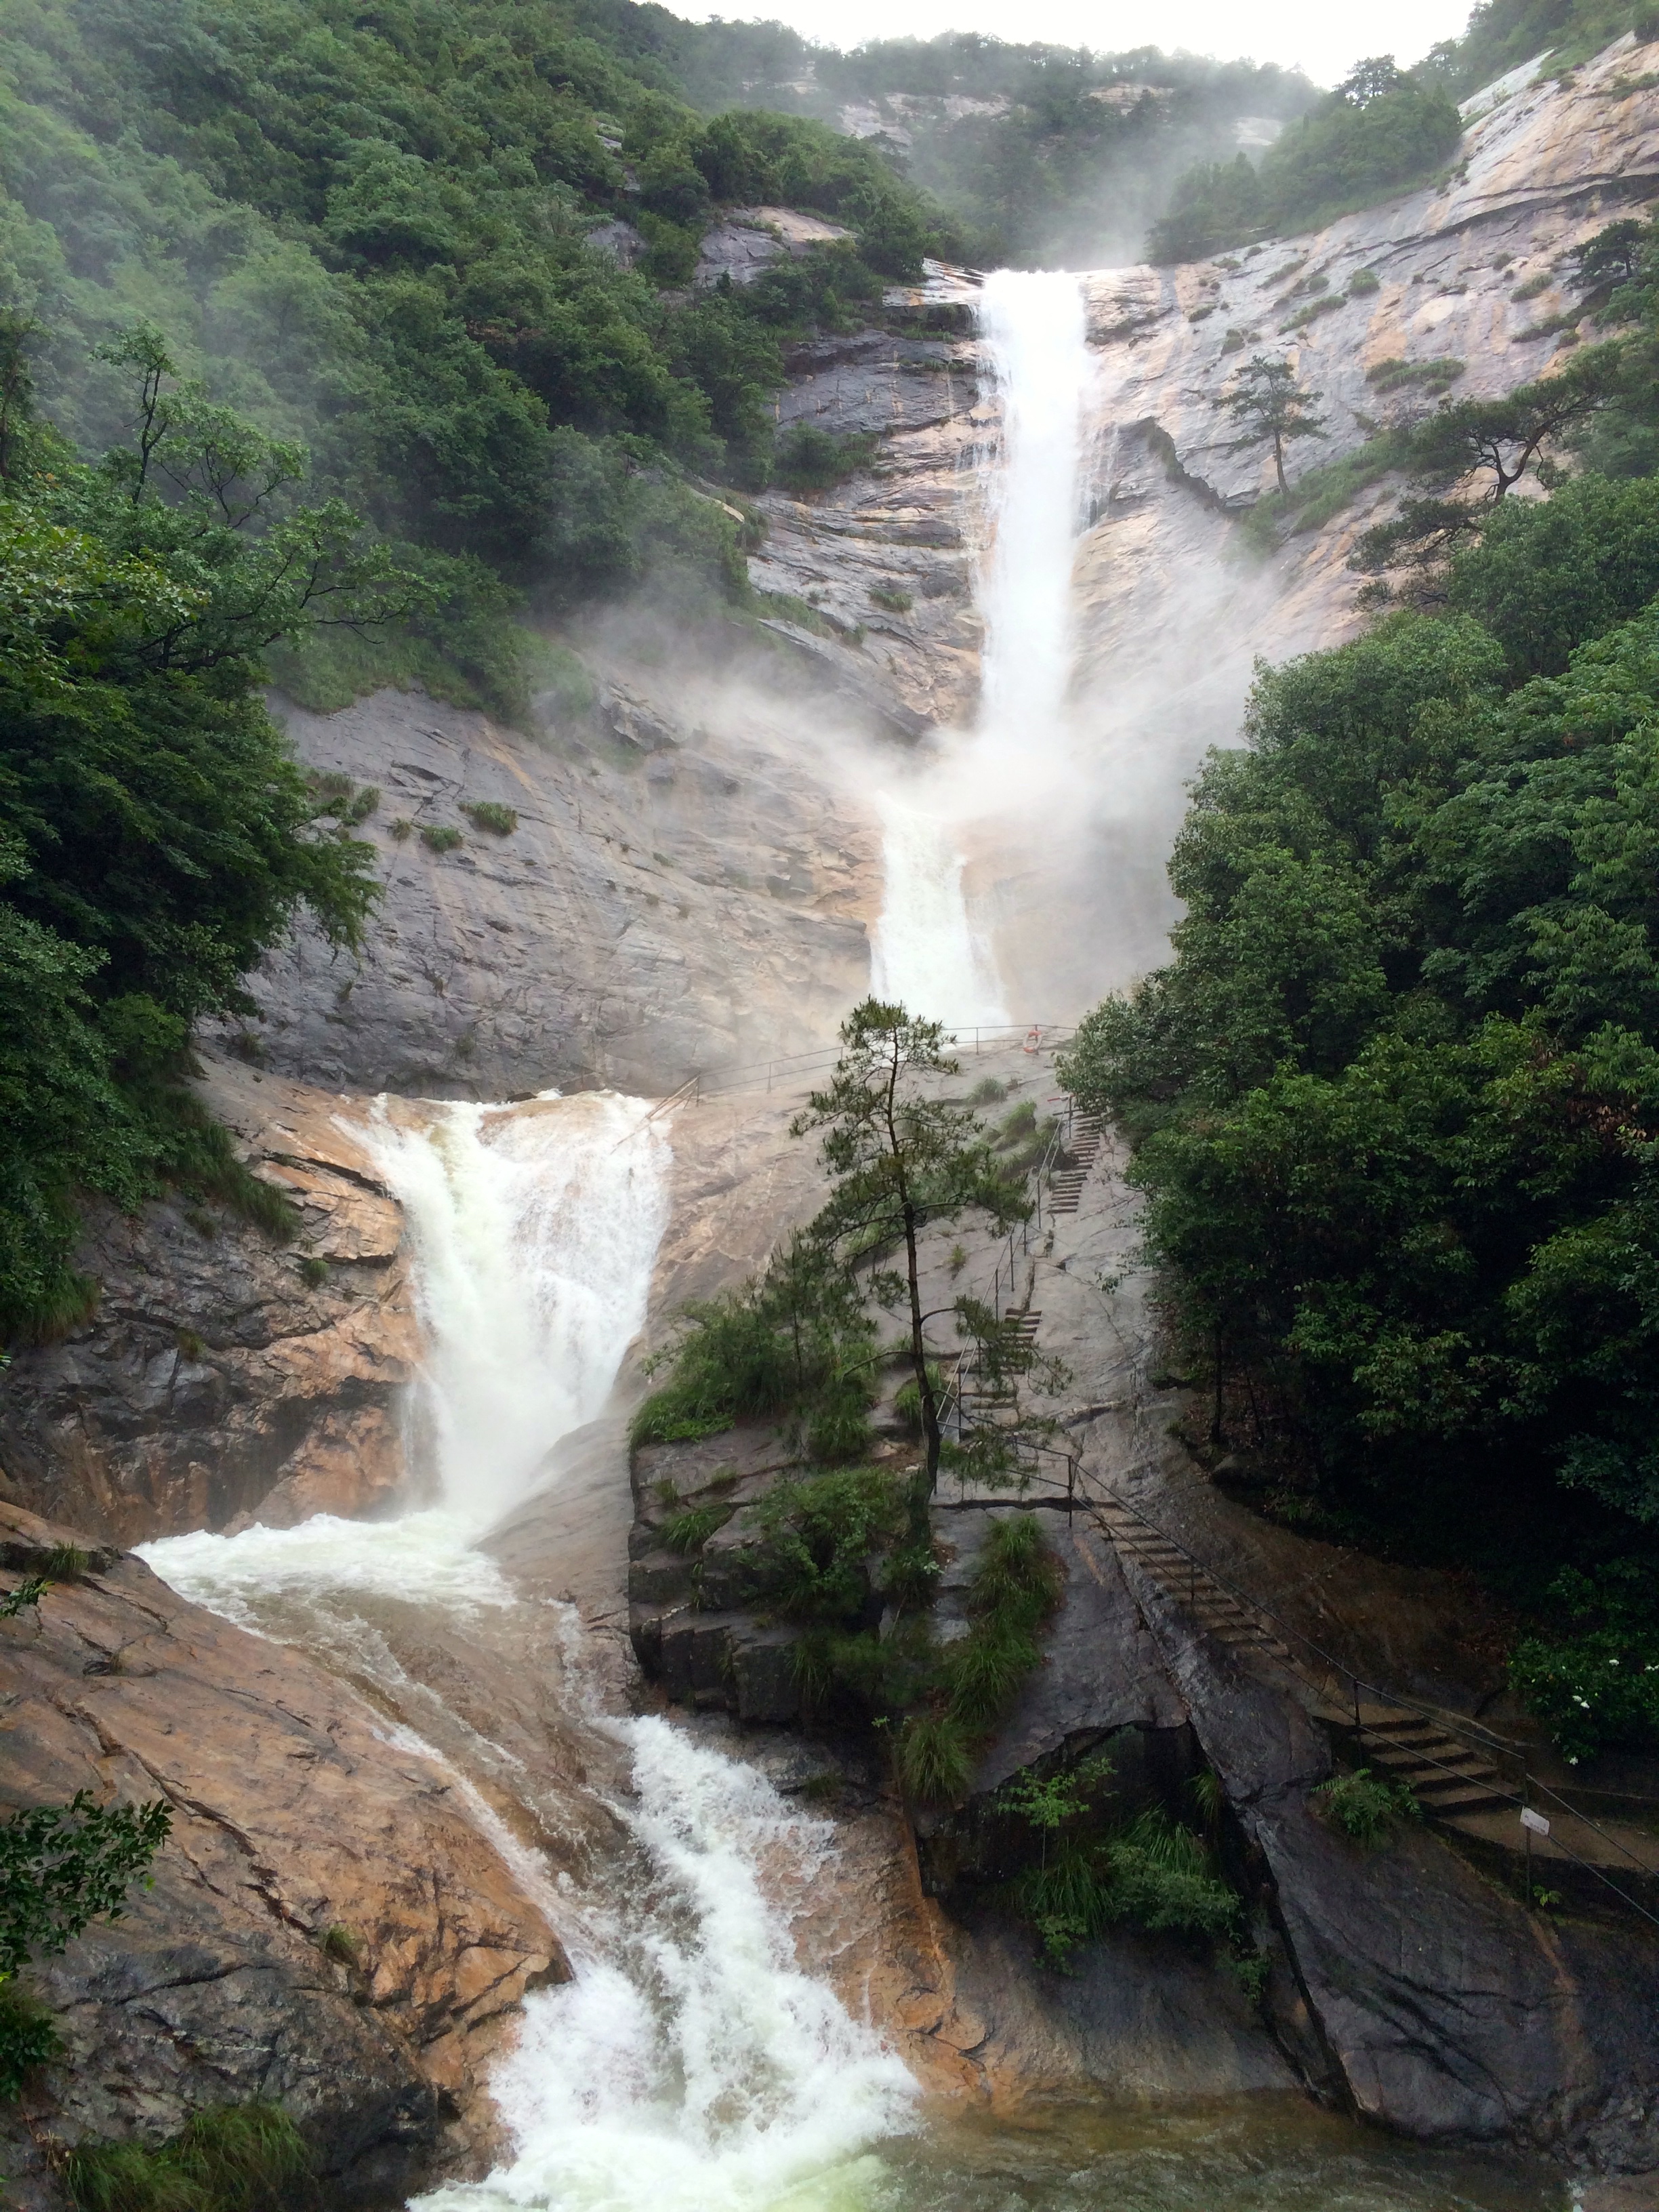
[415,1717,915,2212]
[142,1090,917,2212]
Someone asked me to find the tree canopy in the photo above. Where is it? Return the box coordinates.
[1149,58,1462,262]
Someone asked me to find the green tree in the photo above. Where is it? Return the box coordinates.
[792,1000,1027,1490]
[1223,355,1327,494]
[0,331,428,1334]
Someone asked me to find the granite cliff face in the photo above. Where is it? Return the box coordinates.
[0,1503,567,2208]
[0,1059,418,1547]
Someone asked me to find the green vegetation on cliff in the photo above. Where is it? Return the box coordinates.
[0,327,399,1336]
[1149,58,1462,262]
[1063,289,1659,1752]
[0,0,956,690]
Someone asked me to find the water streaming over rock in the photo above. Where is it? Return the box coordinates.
[871,268,1092,1022]
[142,1088,919,2212]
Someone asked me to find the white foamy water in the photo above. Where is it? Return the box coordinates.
[872,268,1091,1023]
[142,1084,916,2212]
[414,1717,916,2212]
[142,1088,670,1607]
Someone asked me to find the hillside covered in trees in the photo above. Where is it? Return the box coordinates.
[1063,214,1659,1763]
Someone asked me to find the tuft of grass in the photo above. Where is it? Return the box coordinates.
[1511,271,1553,302]
[319,1923,359,1967]
[869,585,913,613]
[389,817,413,841]
[1364,355,1465,393]
[64,2102,314,2212]
[462,800,518,836]
[966,1076,1008,1105]
[895,1712,975,1803]
[661,1502,733,1555]
[1347,267,1380,295]
[419,823,464,854]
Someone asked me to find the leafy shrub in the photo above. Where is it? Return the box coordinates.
[1311,1767,1420,1845]
[0,1979,60,2097]
[419,824,464,853]
[461,802,518,836]
[630,1233,875,1450]
[1011,1809,1240,1967]
[1509,1565,1659,1761]
[772,424,879,491]
[0,1793,171,2101]
[1348,268,1381,295]
[64,2103,314,2212]
[744,1466,907,1622]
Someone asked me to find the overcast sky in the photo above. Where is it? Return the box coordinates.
[678,0,1477,91]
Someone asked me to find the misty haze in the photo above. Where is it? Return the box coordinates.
[2,0,1659,2209]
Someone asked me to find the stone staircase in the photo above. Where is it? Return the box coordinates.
[1046,1112,1105,1215]
[959,1301,1042,1419]
[1088,1492,1511,1822]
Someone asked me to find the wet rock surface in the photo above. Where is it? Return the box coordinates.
[219,656,878,1099]
[0,1059,417,1547]
[0,1502,566,2208]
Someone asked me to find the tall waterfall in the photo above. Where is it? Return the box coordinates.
[870,268,1090,1023]
[141,1090,917,2212]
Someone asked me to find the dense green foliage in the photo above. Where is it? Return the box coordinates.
[630,1229,877,1460]
[0,1790,171,2093]
[65,2102,313,2212]
[996,1753,1241,1968]
[1151,60,1462,262]
[1425,0,1659,94]
[0,0,956,689]
[0,333,390,1334]
[1061,447,1659,1755]
[1311,1767,1421,1844]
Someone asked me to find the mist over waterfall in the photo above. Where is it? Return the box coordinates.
[871,268,1090,1024]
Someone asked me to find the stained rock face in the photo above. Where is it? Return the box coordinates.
[218,664,878,1100]
[0,1503,566,2208]
[0,1059,417,1546]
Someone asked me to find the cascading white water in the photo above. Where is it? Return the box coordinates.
[142,1089,918,2212]
[870,269,1091,1024]
[144,1089,670,1616]
[975,270,1090,746]
[415,1718,916,2212]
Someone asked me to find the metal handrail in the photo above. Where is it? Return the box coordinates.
[1070,1465,1659,1898]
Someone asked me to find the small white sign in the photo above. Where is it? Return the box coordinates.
[1520,1807,1551,1837]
